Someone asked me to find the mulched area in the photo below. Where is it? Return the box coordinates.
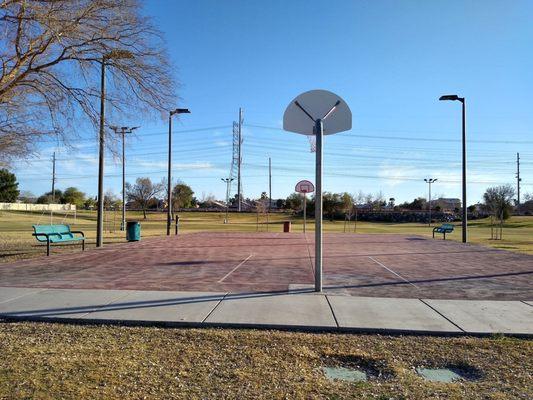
[0,232,531,300]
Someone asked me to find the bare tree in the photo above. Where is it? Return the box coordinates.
[483,185,515,240]
[340,192,354,232]
[255,198,268,232]
[354,190,365,205]
[125,177,164,219]
[0,0,177,165]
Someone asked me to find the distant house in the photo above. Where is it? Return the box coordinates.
[432,198,461,211]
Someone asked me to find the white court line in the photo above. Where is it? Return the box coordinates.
[218,254,254,283]
[368,256,420,290]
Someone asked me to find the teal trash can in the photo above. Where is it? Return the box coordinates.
[126,221,141,242]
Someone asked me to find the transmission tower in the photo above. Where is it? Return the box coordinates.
[225,108,244,210]
[228,120,240,208]
[237,108,243,211]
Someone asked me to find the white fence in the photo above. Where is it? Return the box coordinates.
[0,203,76,212]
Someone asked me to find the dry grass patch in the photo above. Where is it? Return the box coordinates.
[0,322,531,399]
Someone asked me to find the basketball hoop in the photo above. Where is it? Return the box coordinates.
[283,90,352,292]
[295,180,314,234]
[295,180,315,194]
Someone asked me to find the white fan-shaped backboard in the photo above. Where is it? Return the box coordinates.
[283,90,352,135]
[295,180,315,194]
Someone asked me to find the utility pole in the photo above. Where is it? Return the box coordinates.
[111,126,140,231]
[516,152,521,206]
[51,152,56,202]
[424,178,437,226]
[268,157,272,212]
[237,107,243,212]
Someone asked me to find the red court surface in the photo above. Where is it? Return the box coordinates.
[1,232,532,300]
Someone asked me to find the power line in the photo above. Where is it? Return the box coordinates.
[245,123,533,144]
[33,125,233,143]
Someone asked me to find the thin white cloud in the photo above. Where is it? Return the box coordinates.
[378,163,504,190]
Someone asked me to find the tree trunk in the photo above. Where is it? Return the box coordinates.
[500,213,504,240]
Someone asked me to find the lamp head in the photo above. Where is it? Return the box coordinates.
[170,108,191,116]
[439,94,464,102]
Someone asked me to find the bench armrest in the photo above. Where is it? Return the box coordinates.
[432,227,439,232]
[70,230,85,238]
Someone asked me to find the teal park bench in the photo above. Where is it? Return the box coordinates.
[432,223,455,240]
[32,225,85,256]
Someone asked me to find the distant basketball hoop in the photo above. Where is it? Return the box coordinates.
[295,180,314,234]
[295,180,315,194]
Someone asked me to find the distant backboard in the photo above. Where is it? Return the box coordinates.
[295,180,315,194]
[283,89,352,135]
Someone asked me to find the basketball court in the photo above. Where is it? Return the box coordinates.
[1,232,531,300]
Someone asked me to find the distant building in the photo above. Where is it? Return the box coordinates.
[431,198,461,211]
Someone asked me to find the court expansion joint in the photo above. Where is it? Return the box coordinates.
[418,299,466,333]
[324,295,340,328]
[201,293,228,323]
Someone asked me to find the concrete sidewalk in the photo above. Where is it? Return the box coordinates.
[0,287,531,336]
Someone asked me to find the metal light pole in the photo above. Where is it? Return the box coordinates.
[439,94,467,243]
[96,50,133,247]
[424,178,437,226]
[167,108,191,236]
[96,57,107,247]
[221,178,233,224]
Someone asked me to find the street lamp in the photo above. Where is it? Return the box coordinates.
[167,108,191,236]
[424,178,437,226]
[221,178,234,224]
[96,50,134,248]
[111,125,140,231]
[439,94,467,243]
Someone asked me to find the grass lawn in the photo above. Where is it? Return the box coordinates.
[0,322,531,399]
[0,210,531,262]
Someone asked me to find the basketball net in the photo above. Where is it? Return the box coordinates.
[307,135,316,152]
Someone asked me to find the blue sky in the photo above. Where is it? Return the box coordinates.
[14,0,533,204]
